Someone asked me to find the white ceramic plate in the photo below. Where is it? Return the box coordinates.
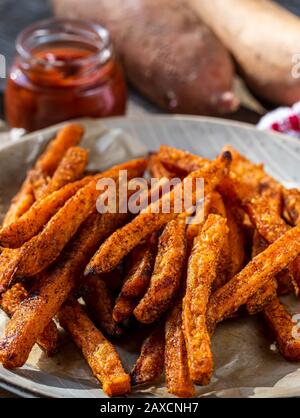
[0,115,300,398]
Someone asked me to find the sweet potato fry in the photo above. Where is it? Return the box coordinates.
[82,275,122,337]
[40,146,88,198]
[226,205,245,278]
[183,214,228,384]
[247,231,280,314]
[2,180,35,227]
[131,325,165,385]
[148,153,176,179]
[113,234,157,323]
[0,211,128,368]
[263,297,300,361]
[0,177,92,248]
[134,218,187,324]
[3,124,84,227]
[58,298,130,397]
[165,301,195,398]
[207,223,300,331]
[245,194,300,294]
[86,152,232,275]
[35,124,84,176]
[15,159,146,278]
[157,145,207,175]
[246,279,277,315]
[0,249,22,294]
[0,283,59,356]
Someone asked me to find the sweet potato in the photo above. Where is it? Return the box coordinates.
[183,214,228,384]
[207,223,300,331]
[53,0,238,115]
[85,152,231,275]
[188,0,300,106]
[134,218,187,324]
[131,325,165,385]
[58,299,130,397]
[0,212,128,368]
[165,301,195,398]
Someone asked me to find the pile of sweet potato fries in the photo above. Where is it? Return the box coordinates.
[0,123,300,397]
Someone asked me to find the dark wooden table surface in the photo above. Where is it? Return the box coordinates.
[0,0,299,398]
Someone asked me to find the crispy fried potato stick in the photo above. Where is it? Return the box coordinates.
[165,301,195,398]
[86,152,232,276]
[0,212,128,368]
[157,145,208,175]
[183,214,228,384]
[131,325,165,385]
[82,275,122,337]
[58,299,130,397]
[206,223,300,331]
[15,159,146,278]
[0,284,59,356]
[38,146,88,199]
[148,153,176,179]
[283,188,300,226]
[113,234,157,323]
[0,177,92,248]
[134,218,187,324]
[263,297,300,361]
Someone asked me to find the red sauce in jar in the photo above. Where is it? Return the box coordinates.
[5,19,127,132]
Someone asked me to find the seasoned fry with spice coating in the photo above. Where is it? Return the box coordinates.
[0,212,128,368]
[157,145,207,175]
[113,234,157,323]
[0,283,59,356]
[3,124,84,227]
[165,301,195,398]
[15,159,146,278]
[82,275,122,337]
[131,325,165,385]
[183,214,228,384]
[58,299,130,397]
[40,146,88,197]
[35,124,84,176]
[134,218,186,324]
[3,181,35,227]
[148,153,176,179]
[86,152,231,275]
[207,223,300,331]
[0,177,92,248]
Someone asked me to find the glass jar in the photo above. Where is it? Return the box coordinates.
[5,18,127,132]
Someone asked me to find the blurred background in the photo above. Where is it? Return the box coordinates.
[1,0,300,126]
